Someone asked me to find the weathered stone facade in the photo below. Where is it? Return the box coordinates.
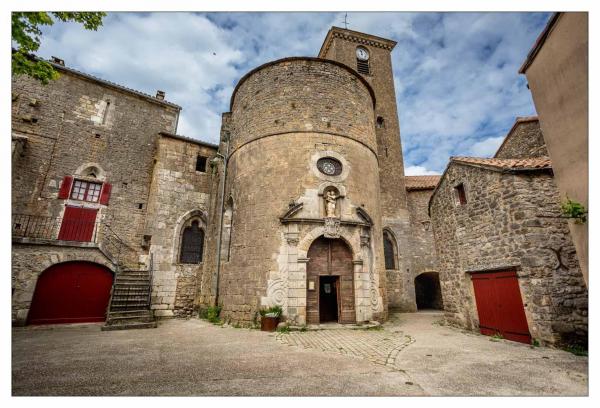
[430,159,588,346]
[144,134,218,317]
[11,63,184,324]
[218,57,386,325]
[386,176,440,311]
[495,117,548,159]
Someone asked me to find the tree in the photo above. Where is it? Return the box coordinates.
[12,12,106,84]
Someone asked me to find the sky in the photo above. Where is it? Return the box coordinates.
[36,12,550,175]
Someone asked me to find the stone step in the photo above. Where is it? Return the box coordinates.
[101,321,157,331]
[112,291,149,296]
[108,309,153,318]
[106,314,155,323]
[110,302,150,308]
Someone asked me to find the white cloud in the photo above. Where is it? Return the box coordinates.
[468,136,505,157]
[35,12,549,168]
[405,166,440,176]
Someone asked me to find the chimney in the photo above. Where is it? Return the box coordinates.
[50,56,64,66]
[156,90,165,100]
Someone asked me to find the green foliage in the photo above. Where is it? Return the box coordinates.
[12,12,106,84]
[276,325,290,334]
[564,344,587,356]
[259,305,283,318]
[561,196,587,224]
[531,338,540,347]
[199,305,222,323]
[490,332,504,342]
[363,325,384,331]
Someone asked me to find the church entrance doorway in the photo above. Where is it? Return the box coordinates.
[414,272,444,310]
[306,236,355,324]
[319,276,339,322]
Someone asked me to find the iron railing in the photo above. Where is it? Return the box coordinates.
[12,213,98,242]
[12,213,139,269]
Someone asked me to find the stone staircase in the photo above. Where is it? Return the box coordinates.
[102,269,157,331]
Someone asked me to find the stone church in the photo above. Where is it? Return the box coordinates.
[11,22,587,347]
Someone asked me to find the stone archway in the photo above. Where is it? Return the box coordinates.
[306,236,355,324]
[414,272,444,310]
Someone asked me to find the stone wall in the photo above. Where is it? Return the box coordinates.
[430,163,588,346]
[495,118,548,159]
[145,135,217,317]
[12,70,179,255]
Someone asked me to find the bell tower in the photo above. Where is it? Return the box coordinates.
[318,27,408,216]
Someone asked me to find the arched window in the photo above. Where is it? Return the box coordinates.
[383,230,397,270]
[179,220,204,264]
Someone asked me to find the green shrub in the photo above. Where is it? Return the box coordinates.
[561,196,587,224]
[202,305,221,323]
[259,305,283,318]
[564,344,587,356]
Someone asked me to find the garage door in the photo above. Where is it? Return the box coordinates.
[470,270,531,344]
[27,262,114,325]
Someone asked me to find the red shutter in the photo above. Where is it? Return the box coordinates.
[57,176,73,199]
[99,182,112,205]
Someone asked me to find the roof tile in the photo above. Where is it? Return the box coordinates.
[405,175,441,190]
[451,156,552,170]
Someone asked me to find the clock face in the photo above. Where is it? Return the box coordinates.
[356,47,369,61]
[317,157,343,176]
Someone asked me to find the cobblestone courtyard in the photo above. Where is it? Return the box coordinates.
[12,312,588,396]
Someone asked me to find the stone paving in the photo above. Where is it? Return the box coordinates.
[276,328,414,370]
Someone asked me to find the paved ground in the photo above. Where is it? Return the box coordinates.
[12,311,588,396]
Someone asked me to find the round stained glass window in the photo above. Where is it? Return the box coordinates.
[317,157,343,176]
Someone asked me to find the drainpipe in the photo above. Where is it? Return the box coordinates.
[213,134,230,307]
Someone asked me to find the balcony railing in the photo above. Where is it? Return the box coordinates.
[12,213,139,269]
[12,213,98,242]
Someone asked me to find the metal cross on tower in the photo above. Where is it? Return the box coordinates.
[341,13,349,29]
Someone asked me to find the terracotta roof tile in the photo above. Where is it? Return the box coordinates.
[405,175,441,190]
[451,156,552,171]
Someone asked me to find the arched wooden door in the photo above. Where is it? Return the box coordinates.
[306,236,355,324]
[27,262,114,325]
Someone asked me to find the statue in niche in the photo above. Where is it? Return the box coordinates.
[325,189,338,218]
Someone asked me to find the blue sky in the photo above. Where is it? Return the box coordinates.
[37,12,550,175]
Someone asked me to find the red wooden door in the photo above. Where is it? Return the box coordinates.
[28,262,114,325]
[471,270,531,344]
[58,206,98,242]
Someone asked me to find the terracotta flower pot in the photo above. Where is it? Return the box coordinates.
[260,316,279,332]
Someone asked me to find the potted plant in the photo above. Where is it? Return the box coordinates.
[259,305,283,332]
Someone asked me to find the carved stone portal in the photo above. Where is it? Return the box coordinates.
[324,217,341,238]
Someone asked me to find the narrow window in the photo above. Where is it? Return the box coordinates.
[357,59,370,75]
[383,231,396,270]
[102,100,110,125]
[376,116,385,128]
[196,155,207,172]
[179,220,205,264]
[455,183,467,205]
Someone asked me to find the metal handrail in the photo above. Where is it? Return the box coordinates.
[12,213,98,242]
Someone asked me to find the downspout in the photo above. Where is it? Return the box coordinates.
[213,133,230,307]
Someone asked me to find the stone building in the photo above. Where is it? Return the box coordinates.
[519,12,588,285]
[12,27,436,328]
[11,20,587,344]
[429,118,588,346]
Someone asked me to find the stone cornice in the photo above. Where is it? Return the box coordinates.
[318,26,397,58]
